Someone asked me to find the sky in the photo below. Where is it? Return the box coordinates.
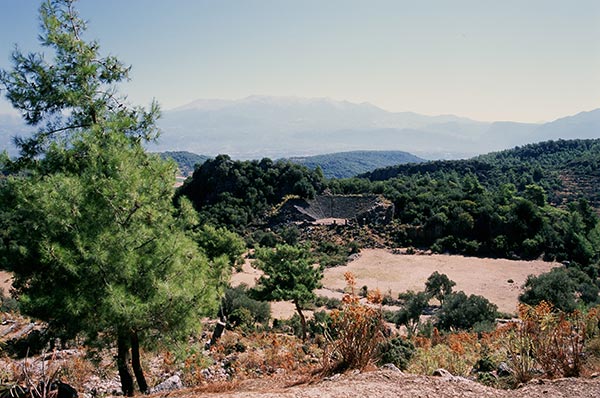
[0,0,599,123]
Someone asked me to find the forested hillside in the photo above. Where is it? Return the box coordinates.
[158,151,208,176]
[361,139,600,210]
[176,155,325,229]
[175,139,600,270]
[287,150,424,178]
[323,139,600,266]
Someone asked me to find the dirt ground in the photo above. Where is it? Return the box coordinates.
[230,249,558,318]
[322,249,558,314]
[178,369,600,398]
[0,271,12,295]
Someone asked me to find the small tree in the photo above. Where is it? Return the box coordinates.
[252,244,323,341]
[424,271,456,305]
[394,291,430,336]
[436,291,498,331]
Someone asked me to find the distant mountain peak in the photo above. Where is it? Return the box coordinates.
[171,95,387,113]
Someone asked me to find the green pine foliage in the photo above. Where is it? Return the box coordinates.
[0,1,230,395]
[251,244,323,340]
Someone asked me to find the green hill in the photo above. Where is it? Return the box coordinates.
[326,139,600,264]
[287,150,424,179]
[360,139,600,210]
[158,151,209,176]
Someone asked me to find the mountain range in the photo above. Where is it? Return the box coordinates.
[1,95,599,159]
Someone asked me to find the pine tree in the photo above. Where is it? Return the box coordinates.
[252,244,323,341]
[0,1,227,395]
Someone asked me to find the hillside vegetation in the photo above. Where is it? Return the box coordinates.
[176,155,325,229]
[361,139,600,210]
[287,150,424,178]
[159,151,208,176]
[178,139,600,279]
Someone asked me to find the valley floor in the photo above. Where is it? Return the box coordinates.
[231,249,558,316]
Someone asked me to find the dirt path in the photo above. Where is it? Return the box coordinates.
[178,369,600,398]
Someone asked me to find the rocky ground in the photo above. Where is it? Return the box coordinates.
[170,368,600,398]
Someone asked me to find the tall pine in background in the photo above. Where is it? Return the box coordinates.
[0,1,228,395]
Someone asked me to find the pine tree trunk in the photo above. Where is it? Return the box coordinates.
[294,300,308,341]
[117,334,134,397]
[130,331,149,394]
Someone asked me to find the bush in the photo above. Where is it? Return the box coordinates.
[325,273,386,372]
[436,291,497,331]
[308,310,332,337]
[0,288,18,312]
[378,337,415,370]
[500,302,597,382]
[313,295,342,310]
[277,225,300,246]
[347,241,361,255]
[519,267,599,312]
[315,241,351,268]
[220,284,271,329]
[394,291,430,336]
[251,230,280,248]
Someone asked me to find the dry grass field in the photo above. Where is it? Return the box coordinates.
[232,249,559,317]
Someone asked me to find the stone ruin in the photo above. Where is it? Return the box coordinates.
[272,194,394,226]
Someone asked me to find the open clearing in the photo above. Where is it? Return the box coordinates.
[322,249,559,314]
[232,249,558,317]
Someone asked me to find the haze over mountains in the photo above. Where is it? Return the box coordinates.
[1,95,599,159]
[157,96,600,159]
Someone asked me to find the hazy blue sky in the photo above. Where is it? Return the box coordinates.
[1,0,599,122]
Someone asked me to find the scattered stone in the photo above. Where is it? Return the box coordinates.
[432,368,472,383]
[347,253,360,262]
[150,375,183,393]
[497,362,512,377]
[528,378,545,385]
[433,368,453,378]
[380,363,403,373]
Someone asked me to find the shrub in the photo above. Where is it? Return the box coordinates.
[407,336,478,377]
[424,271,456,305]
[394,291,430,336]
[0,288,18,312]
[436,291,497,331]
[500,302,600,382]
[378,337,415,370]
[308,310,332,337]
[220,284,271,329]
[277,225,300,246]
[325,272,386,372]
[251,230,279,248]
